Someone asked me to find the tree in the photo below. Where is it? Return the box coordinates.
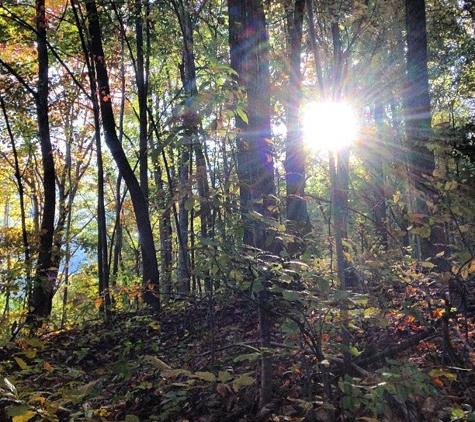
[228,0,276,409]
[27,0,57,326]
[284,0,311,251]
[404,0,445,262]
[84,0,159,309]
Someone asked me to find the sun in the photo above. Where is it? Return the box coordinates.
[302,101,357,151]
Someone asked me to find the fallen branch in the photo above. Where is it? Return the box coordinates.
[355,326,437,367]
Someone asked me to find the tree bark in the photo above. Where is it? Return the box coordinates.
[135,0,150,199]
[228,0,276,410]
[404,0,446,262]
[284,0,311,252]
[373,102,389,249]
[84,0,159,309]
[27,0,57,326]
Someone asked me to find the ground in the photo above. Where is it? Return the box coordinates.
[0,291,474,422]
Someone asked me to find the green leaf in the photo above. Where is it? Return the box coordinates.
[218,371,232,383]
[232,374,254,392]
[192,371,216,382]
[125,415,140,422]
[24,338,44,349]
[349,346,362,357]
[236,107,248,124]
[233,352,261,363]
[282,290,301,302]
[14,357,28,370]
[184,197,195,211]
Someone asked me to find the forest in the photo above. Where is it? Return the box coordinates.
[0,0,475,420]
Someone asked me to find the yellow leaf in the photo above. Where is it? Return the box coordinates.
[14,357,28,370]
[12,411,36,422]
[148,321,160,330]
[24,350,37,359]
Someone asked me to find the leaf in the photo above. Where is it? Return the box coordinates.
[125,415,140,422]
[14,357,28,370]
[236,107,248,124]
[233,352,261,363]
[7,406,36,422]
[192,372,216,382]
[287,397,313,411]
[288,260,309,268]
[184,197,195,211]
[94,297,103,308]
[3,377,16,394]
[232,374,255,392]
[144,355,171,370]
[218,371,232,383]
[24,338,44,349]
[161,368,191,379]
[429,368,457,381]
[148,321,160,330]
[357,418,380,422]
[282,290,301,302]
[77,380,99,396]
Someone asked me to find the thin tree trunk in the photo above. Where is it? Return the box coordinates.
[83,0,159,309]
[0,96,31,281]
[27,0,57,327]
[135,0,149,199]
[173,0,212,291]
[373,102,389,249]
[177,145,191,293]
[284,0,311,253]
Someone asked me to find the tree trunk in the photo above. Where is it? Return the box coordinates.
[173,0,212,291]
[84,0,159,309]
[135,0,149,199]
[373,102,389,249]
[284,0,311,253]
[27,0,57,327]
[228,0,275,410]
[404,0,446,262]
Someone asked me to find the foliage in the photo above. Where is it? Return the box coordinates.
[0,0,474,420]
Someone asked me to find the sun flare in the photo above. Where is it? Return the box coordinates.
[302,102,357,151]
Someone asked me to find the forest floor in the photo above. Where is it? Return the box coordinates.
[0,291,474,422]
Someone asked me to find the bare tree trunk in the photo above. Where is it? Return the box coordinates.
[172,0,212,292]
[373,102,389,249]
[135,0,150,199]
[83,0,159,309]
[177,145,191,293]
[228,0,276,410]
[284,0,311,253]
[404,0,446,263]
[27,0,57,327]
